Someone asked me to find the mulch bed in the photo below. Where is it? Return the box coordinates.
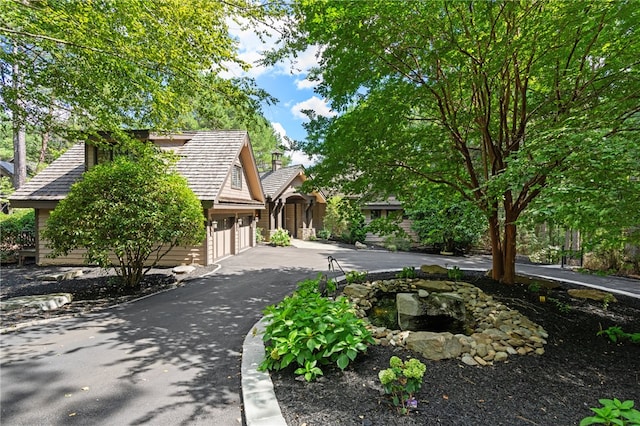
[0,263,181,330]
[2,264,639,425]
[270,273,640,426]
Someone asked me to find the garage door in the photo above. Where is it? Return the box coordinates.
[213,216,234,260]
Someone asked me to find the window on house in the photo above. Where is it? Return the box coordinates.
[231,165,242,189]
[96,147,113,165]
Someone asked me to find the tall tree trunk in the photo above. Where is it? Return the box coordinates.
[38,130,49,169]
[502,219,518,285]
[489,213,504,281]
[12,44,27,190]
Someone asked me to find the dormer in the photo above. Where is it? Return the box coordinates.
[85,130,193,170]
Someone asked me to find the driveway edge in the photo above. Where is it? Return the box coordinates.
[242,318,287,426]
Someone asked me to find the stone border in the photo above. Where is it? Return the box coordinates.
[342,271,549,366]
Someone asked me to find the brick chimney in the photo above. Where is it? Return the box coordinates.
[271,151,282,172]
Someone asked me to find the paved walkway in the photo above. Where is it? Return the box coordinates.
[1,242,638,426]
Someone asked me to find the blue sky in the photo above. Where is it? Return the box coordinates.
[223,18,336,166]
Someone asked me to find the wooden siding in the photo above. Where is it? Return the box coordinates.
[363,209,418,245]
[37,210,86,265]
[37,210,205,266]
[218,163,253,202]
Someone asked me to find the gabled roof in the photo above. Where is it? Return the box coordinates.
[9,130,265,209]
[175,130,263,204]
[9,144,85,207]
[0,160,14,176]
[260,165,305,200]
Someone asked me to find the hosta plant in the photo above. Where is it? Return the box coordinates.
[259,276,374,381]
[580,398,640,426]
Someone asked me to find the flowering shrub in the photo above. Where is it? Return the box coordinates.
[378,356,427,414]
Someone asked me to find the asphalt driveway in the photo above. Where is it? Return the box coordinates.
[1,243,637,425]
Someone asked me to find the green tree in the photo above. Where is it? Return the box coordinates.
[271,0,640,283]
[41,148,205,288]
[1,0,276,186]
[406,191,486,254]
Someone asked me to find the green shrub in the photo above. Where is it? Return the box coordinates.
[260,276,374,381]
[384,236,411,252]
[378,356,427,414]
[345,270,367,284]
[255,227,265,244]
[317,228,331,240]
[396,266,416,279]
[447,266,463,281]
[580,398,640,426]
[0,209,36,261]
[597,326,640,344]
[270,228,291,246]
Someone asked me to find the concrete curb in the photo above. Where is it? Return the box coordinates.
[241,318,287,426]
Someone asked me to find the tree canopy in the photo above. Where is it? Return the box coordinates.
[41,148,205,287]
[1,0,279,185]
[273,0,640,283]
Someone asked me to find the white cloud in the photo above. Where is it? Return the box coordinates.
[288,150,317,168]
[222,17,321,80]
[295,78,317,90]
[291,96,336,120]
[271,122,316,167]
[271,122,287,142]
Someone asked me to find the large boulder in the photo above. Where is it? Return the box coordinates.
[343,283,371,299]
[405,331,463,360]
[420,265,448,275]
[567,289,617,303]
[396,291,467,332]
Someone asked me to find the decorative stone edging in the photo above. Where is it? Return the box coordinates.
[342,274,548,366]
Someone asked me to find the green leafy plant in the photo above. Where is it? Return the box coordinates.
[317,228,331,240]
[396,266,416,279]
[547,297,572,314]
[255,227,265,244]
[269,228,291,246]
[527,282,541,293]
[602,293,616,311]
[41,152,205,287]
[447,266,463,281]
[0,208,36,261]
[260,276,374,381]
[345,270,368,284]
[580,398,640,426]
[597,326,640,344]
[378,356,427,414]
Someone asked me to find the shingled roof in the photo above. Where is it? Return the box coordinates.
[174,130,261,202]
[10,130,264,208]
[9,144,85,207]
[260,165,304,200]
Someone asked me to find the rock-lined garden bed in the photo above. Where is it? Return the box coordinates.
[342,268,548,366]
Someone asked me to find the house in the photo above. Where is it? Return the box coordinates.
[0,160,14,180]
[258,152,326,241]
[361,197,418,246]
[9,130,265,266]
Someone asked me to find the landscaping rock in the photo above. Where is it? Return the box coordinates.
[420,264,448,275]
[567,289,617,303]
[413,279,453,292]
[173,265,196,274]
[405,331,463,361]
[1,293,73,311]
[343,284,371,299]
